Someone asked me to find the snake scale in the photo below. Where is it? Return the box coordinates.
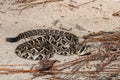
[6,29,90,60]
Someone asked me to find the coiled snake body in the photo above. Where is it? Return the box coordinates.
[6,29,89,60]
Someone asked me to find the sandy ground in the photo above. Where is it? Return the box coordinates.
[0,0,120,80]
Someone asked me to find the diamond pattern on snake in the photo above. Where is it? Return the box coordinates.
[6,29,91,60]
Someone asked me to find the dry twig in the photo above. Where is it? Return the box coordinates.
[0,31,120,80]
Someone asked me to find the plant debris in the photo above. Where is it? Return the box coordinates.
[13,0,63,11]
[112,11,120,17]
[0,30,120,80]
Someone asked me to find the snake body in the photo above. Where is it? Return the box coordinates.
[6,29,89,60]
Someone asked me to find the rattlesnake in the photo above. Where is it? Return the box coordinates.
[6,29,90,60]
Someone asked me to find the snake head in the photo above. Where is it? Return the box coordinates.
[76,43,94,56]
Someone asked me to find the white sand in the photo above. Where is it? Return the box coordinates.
[0,0,120,80]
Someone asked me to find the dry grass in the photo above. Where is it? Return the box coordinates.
[0,31,120,80]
